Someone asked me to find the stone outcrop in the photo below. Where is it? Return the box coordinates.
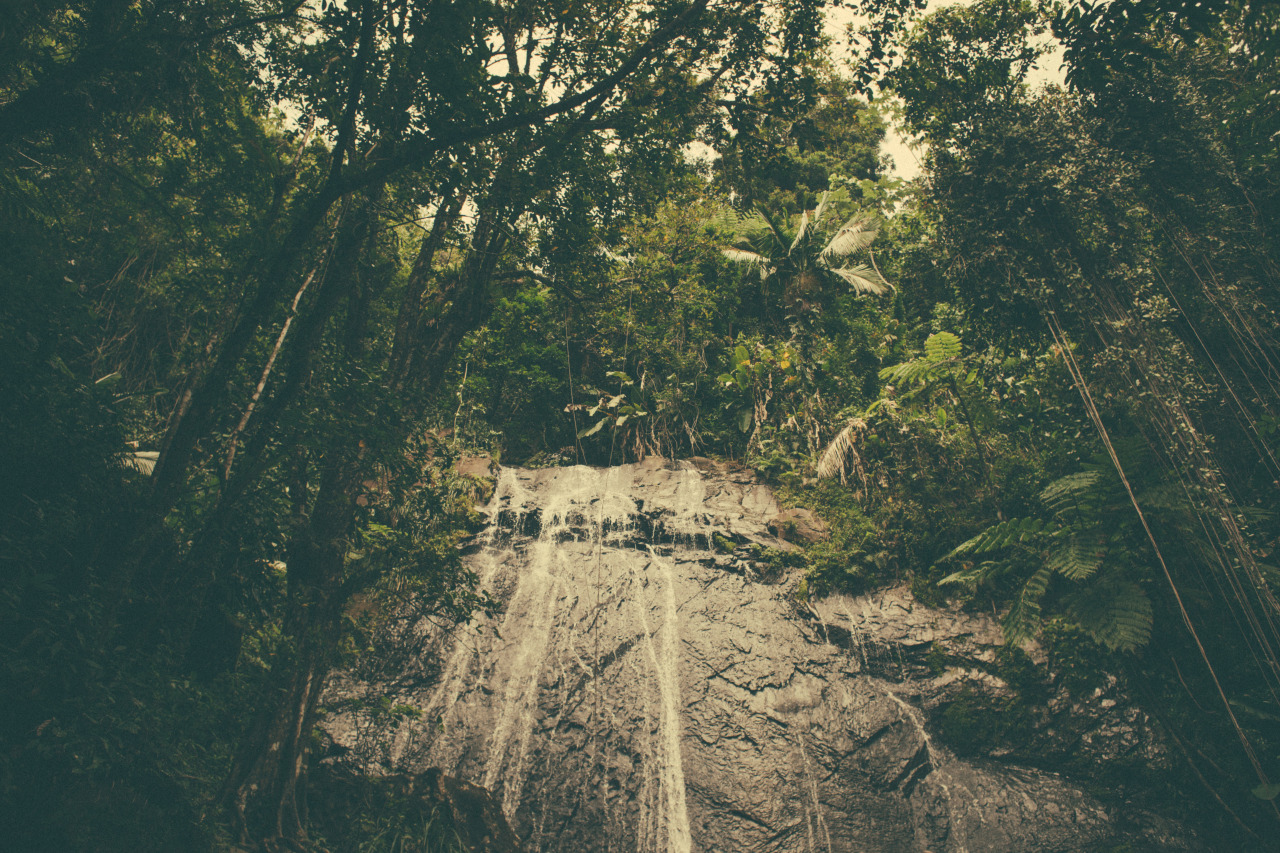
[323,459,1201,853]
[768,507,831,544]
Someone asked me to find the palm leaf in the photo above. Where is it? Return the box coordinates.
[126,451,159,475]
[813,190,830,221]
[820,214,878,262]
[790,209,810,253]
[721,248,773,280]
[829,264,887,295]
[816,418,865,480]
[753,205,791,252]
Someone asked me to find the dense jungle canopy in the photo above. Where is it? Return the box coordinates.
[3,0,1280,849]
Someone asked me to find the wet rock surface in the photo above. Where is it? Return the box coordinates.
[324,459,1202,853]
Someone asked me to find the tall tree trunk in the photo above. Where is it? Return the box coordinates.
[222,444,360,842]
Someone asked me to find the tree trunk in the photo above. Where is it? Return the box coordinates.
[222,446,360,843]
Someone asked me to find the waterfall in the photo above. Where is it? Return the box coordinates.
[322,458,1180,853]
[416,462,701,851]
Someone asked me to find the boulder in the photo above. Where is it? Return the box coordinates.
[768,506,830,544]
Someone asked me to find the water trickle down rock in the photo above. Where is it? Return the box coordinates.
[323,458,1201,853]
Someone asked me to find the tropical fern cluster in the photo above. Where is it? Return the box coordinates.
[939,464,1155,652]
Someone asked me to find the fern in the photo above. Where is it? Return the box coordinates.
[924,331,962,362]
[945,516,1044,559]
[879,331,962,387]
[1039,470,1102,514]
[1004,565,1053,644]
[1046,532,1107,580]
[935,459,1160,653]
[1065,578,1153,652]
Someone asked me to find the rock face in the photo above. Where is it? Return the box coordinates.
[768,507,831,544]
[324,459,1199,853]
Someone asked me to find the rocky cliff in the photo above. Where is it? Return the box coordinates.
[322,458,1201,852]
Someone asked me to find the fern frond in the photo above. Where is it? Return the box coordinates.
[1065,579,1153,652]
[879,358,940,387]
[939,559,1002,586]
[1047,532,1107,580]
[1039,471,1102,514]
[924,331,961,362]
[946,517,1044,559]
[1004,565,1052,645]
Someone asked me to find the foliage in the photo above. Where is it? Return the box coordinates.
[5,0,1280,845]
[938,461,1158,652]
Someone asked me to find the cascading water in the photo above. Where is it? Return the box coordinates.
[324,458,1202,853]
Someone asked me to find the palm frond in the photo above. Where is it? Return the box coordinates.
[754,205,791,252]
[829,264,887,295]
[126,451,159,475]
[598,244,632,265]
[816,418,866,481]
[813,190,830,221]
[721,247,773,280]
[790,209,810,253]
[820,214,878,262]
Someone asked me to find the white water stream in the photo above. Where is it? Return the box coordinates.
[426,464,694,851]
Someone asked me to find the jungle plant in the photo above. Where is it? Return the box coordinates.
[720,190,890,329]
[937,458,1161,652]
[819,331,995,497]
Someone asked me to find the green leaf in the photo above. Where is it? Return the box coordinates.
[1047,533,1107,580]
[577,420,605,438]
[946,517,1043,559]
[1252,783,1280,801]
[736,409,753,433]
[1040,471,1102,513]
[924,331,961,363]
